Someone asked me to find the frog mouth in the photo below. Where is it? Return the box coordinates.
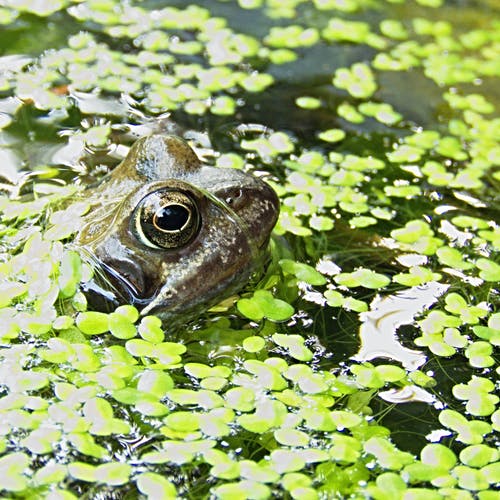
[77,246,148,308]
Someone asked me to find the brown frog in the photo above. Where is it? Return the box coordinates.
[76,134,279,320]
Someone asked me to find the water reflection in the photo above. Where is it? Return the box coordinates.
[353,281,449,370]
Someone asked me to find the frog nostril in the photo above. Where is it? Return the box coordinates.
[225,188,243,206]
[215,187,247,210]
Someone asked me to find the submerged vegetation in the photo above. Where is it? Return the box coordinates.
[0,0,499,497]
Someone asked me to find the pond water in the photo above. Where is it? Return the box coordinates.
[0,0,499,498]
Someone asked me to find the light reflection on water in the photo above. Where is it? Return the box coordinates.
[379,384,437,405]
[353,281,449,370]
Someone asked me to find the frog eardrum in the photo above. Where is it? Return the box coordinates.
[75,134,280,320]
[132,189,200,249]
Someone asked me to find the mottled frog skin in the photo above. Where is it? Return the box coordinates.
[76,134,279,319]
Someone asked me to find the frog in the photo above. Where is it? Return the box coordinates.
[75,134,280,320]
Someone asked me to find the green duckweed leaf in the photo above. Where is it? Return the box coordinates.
[239,460,280,483]
[393,266,441,286]
[418,310,462,334]
[274,428,310,447]
[237,290,294,322]
[335,268,390,289]
[402,461,452,485]
[198,413,231,437]
[349,216,377,228]
[421,444,457,469]
[212,480,271,500]
[211,96,236,115]
[459,445,499,468]
[465,341,494,368]
[342,297,368,312]
[421,162,454,186]
[443,328,468,348]
[295,96,321,109]
[387,144,423,163]
[358,102,402,125]
[137,370,174,398]
[318,128,346,143]
[439,409,492,444]
[269,449,306,474]
[453,377,498,416]
[272,333,313,361]
[243,359,288,390]
[237,399,287,433]
[165,389,224,409]
[436,246,474,270]
[330,410,363,429]
[372,472,407,496]
[481,462,500,485]
[216,153,245,170]
[266,45,296,62]
[476,258,500,281]
[452,216,490,230]
[436,136,468,161]
[281,472,312,492]
[76,312,109,335]
[108,311,137,339]
[453,465,489,491]
[143,443,195,465]
[151,342,186,365]
[329,433,362,462]
[0,281,27,308]
[39,338,74,364]
[239,73,274,92]
[33,463,67,486]
[225,387,256,412]
[68,462,97,483]
[380,19,408,40]
[332,63,377,99]
[137,315,164,343]
[265,25,319,48]
[338,102,364,123]
[384,183,421,198]
[57,250,82,298]
[472,325,500,346]
[125,339,154,357]
[242,335,266,352]
[364,437,414,470]
[203,449,239,479]
[184,363,231,379]
[136,472,177,499]
[323,18,371,44]
[309,215,334,231]
[163,411,200,432]
[94,462,131,486]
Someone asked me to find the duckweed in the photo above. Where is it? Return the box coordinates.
[317,128,346,142]
[0,0,499,497]
[295,96,322,109]
[333,63,378,99]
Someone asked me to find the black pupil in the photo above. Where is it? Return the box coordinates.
[154,204,190,231]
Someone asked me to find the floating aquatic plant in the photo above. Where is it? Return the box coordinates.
[0,0,499,497]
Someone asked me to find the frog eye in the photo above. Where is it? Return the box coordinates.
[133,189,200,249]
